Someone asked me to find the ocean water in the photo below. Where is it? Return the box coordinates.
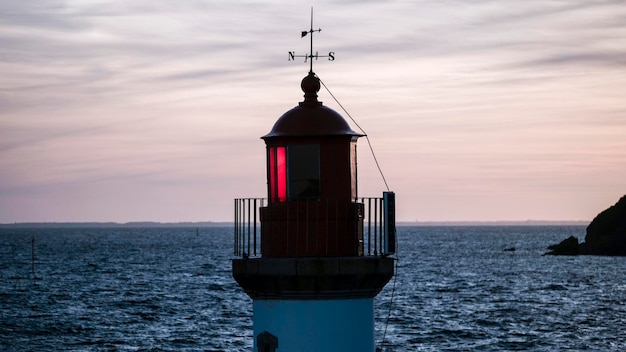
[1,226,625,351]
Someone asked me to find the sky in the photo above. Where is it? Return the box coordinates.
[1,0,625,223]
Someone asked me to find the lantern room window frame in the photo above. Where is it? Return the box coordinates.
[267,144,320,203]
[268,146,287,203]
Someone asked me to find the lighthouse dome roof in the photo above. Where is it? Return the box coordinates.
[262,72,363,139]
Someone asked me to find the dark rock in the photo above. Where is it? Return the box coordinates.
[581,195,626,256]
[546,195,626,256]
[545,236,579,255]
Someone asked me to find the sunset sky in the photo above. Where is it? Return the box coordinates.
[1,1,625,223]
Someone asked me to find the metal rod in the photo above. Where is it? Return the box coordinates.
[367,198,372,255]
[234,199,238,255]
[253,198,257,256]
[309,7,314,73]
[237,199,240,256]
[379,198,383,255]
[239,199,243,256]
[246,199,250,256]
[374,199,378,255]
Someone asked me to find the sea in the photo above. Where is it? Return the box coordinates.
[1,225,625,351]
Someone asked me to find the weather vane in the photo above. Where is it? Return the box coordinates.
[288,8,335,73]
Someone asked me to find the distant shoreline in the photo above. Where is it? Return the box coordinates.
[398,220,588,227]
[0,221,232,228]
[0,220,588,228]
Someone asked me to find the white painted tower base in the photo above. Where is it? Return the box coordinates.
[253,298,374,352]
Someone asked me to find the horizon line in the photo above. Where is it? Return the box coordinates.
[0,220,589,228]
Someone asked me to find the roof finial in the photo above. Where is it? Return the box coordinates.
[288,7,335,74]
[299,71,322,106]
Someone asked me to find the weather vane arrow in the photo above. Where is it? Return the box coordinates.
[288,8,335,73]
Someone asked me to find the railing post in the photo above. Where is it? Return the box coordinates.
[367,198,371,255]
[240,199,244,256]
[245,199,249,256]
[374,199,379,255]
[379,198,383,255]
[253,198,257,256]
[234,199,238,256]
[238,199,243,256]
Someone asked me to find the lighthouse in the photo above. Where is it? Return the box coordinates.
[232,15,395,352]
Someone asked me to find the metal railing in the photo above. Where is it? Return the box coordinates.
[233,198,267,257]
[234,197,390,257]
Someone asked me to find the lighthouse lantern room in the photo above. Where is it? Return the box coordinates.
[260,71,366,258]
[232,15,395,352]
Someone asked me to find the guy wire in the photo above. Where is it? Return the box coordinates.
[318,77,390,192]
[318,75,398,351]
[377,253,399,351]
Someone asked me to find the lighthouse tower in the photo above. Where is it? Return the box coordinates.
[232,18,395,352]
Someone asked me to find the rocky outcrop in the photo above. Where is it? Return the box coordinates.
[546,236,579,256]
[546,195,626,256]
[581,195,626,256]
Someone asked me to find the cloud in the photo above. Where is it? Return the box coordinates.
[517,52,626,69]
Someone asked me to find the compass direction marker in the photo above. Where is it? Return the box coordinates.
[288,8,335,73]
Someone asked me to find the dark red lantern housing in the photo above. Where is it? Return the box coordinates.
[260,72,365,257]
